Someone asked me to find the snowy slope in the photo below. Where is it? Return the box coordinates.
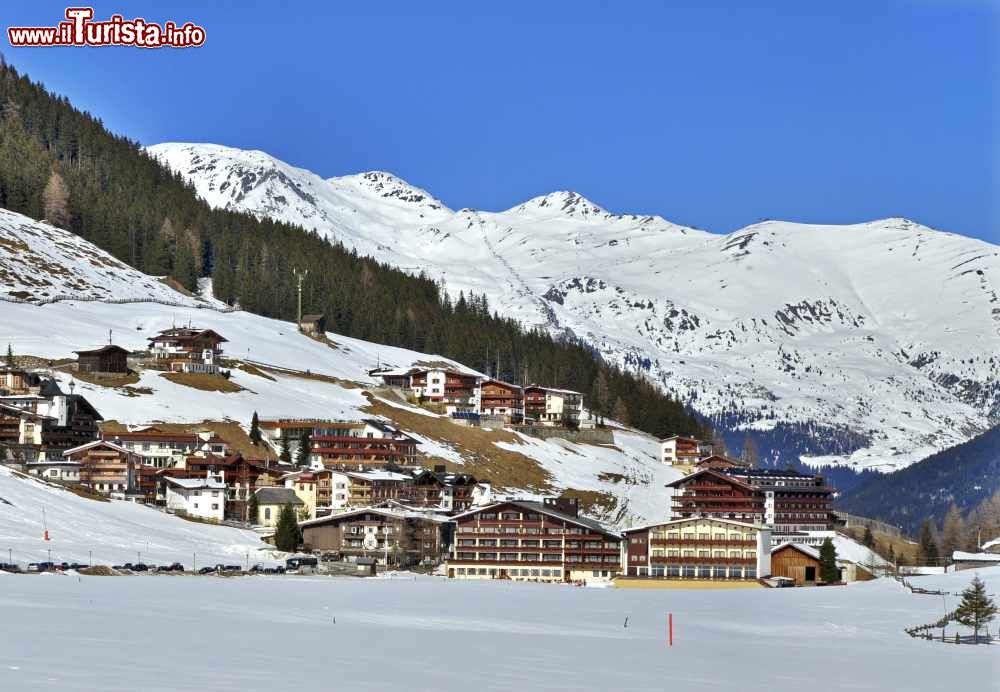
[0,466,271,566]
[1,568,996,691]
[148,142,1000,472]
[0,208,675,527]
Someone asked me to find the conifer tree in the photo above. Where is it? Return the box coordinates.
[612,397,629,427]
[819,537,840,583]
[863,526,875,549]
[279,434,292,464]
[247,492,259,524]
[919,520,940,564]
[42,170,69,228]
[954,576,997,642]
[940,504,965,559]
[249,411,261,445]
[295,429,311,467]
[4,343,13,368]
[274,503,300,552]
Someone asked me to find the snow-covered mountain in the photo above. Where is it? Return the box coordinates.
[0,207,677,527]
[148,142,1000,472]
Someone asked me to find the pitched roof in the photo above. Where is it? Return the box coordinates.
[771,542,821,561]
[299,505,450,528]
[63,439,133,458]
[300,314,324,322]
[254,487,304,506]
[165,476,226,490]
[74,345,129,356]
[664,468,757,491]
[451,500,618,537]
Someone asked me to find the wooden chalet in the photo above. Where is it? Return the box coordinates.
[299,314,326,335]
[523,386,584,427]
[178,453,290,521]
[0,367,45,396]
[694,454,749,471]
[64,440,138,496]
[477,379,524,422]
[325,469,413,513]
[147,327,227,374]
[309,420,419,468]
[101,428,229,468]
[659,435,713,465]
[299,507,452,567]
[74,345,129,374]
[447,497,621,584]
[769,543,825,585]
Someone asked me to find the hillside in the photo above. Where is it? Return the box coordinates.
[837,425,1000,534]
[0,466,270,566]
[0,207,681,527]
[149,142,1000,473]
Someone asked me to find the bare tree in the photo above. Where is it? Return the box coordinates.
[42,170,69,228]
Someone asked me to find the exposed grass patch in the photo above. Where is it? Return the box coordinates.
[840,526,919,564]
[362,393,553,493]
[253,363,360,389]
[78,565,122,576]
[558,488,619,521]
[70,370,140,387]
[160,372,244,393]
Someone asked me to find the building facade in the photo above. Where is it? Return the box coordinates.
[74,345,129,374]
[477,379,524,422]
[64,440,138,496]
[523,386,584,427]
[622,517,771,580]
[447,498,620,584]
[659,435,712,465]
[299,507,452,567]
[147,327,227,375]
[164,474,226,521]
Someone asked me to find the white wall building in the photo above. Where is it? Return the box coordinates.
[164,474,226,521]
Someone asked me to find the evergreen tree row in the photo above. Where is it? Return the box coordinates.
[0,60,705,441]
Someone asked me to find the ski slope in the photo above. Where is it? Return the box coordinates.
[0,568,995,691]
[0,466,271,567]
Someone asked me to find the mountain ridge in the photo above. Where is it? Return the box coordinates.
[147,141,1000,473]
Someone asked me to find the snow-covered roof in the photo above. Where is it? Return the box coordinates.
[345,470,411,482]
[164,476,226,490]
[980,536,1000,551]
[952,551,1000,562]
[772,542,821,561]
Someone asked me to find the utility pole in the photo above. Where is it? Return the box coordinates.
[293,268,308,329]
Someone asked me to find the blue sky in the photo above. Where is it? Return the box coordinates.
[4,1,997,242]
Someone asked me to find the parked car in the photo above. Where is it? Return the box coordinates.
[0,562,21,573]
[166,562,184,572]
[131,563,150,572]
[68,563,90,570]
[197,566,215,575]
[223,564,242,572]
[27,562,54,572]
[285,556,319,573]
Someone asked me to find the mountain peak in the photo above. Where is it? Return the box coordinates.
[329,170,449,212]
[510,191,610,219]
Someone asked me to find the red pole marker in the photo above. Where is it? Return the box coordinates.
[669,613,673,646]
[44,530,49,541]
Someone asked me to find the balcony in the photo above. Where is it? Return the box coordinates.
[649,556,755,565]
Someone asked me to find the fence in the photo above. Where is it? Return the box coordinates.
[0,293,237,313]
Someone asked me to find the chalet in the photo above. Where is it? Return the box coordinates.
[164,474,226,521]
[523,386,584,427]
[258,418,419,467]
[447,497,621,585]
[282,469,340,519]
[102,428,229,468]
[659,435,713,465]
[309,420,419,468]
[477,379,524,422]
[299,314,326,335]
[951,550,1000,571]
[175,453,290,522]
[405,467,492,512]
[770,543,822,584]
[299,507,452,567]
[74,345,129,374]
[325,469,413,513]
[25,459,81,483]
[371,367,481,412]
[0,367,45,396]
[667,467,835,541]
[147,327,227,375]
[0,389,102,455]
[253,486,304,527]
[621,517,771,581]
[694,454,749,471]
[64,440,138,496]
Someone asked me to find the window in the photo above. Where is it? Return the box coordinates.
[211,503,219,510]
[194,503,199,509]
[264,507,271,520]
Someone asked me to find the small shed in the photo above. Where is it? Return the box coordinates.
[299,315,326,336]
[354,556,377,577]
[75,345,129,374]
[770,543,826,585]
